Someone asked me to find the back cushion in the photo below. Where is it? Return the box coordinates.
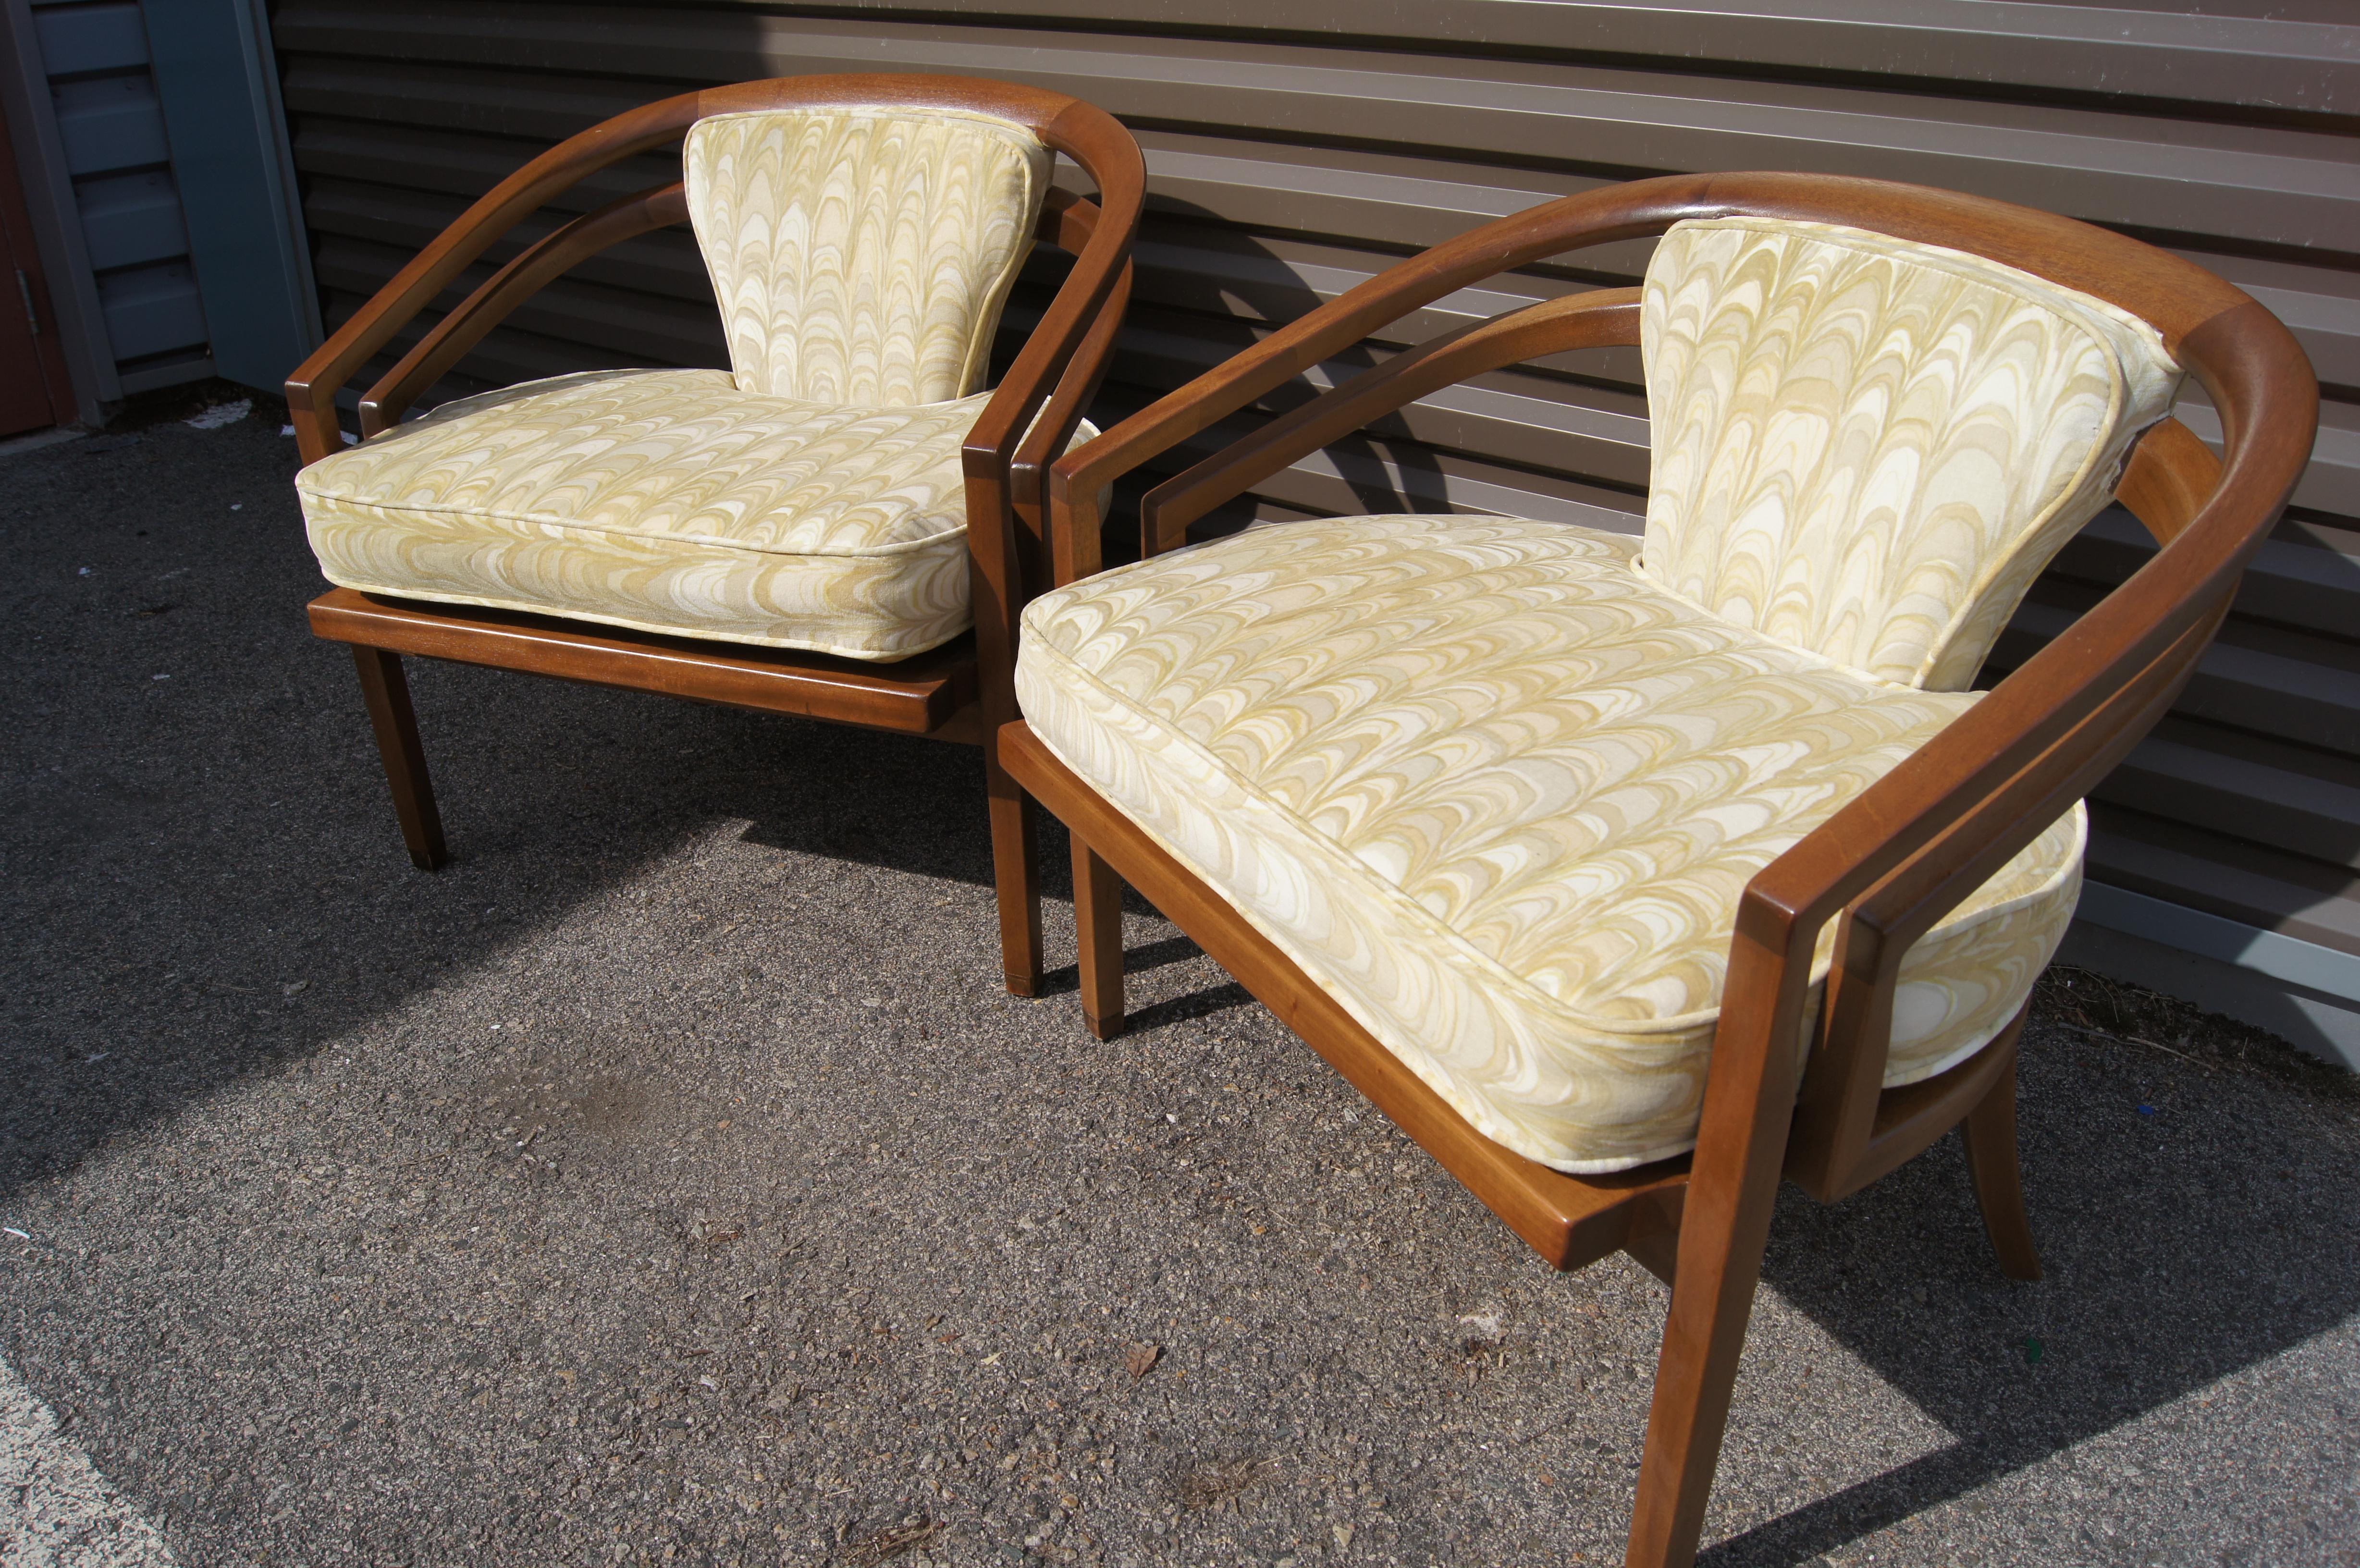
[1639,217,2182,690]
[685,106,1051,406]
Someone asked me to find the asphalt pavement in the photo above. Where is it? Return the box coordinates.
[3,407,2356,1568]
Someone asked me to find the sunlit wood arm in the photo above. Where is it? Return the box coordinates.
[356,183,689,438]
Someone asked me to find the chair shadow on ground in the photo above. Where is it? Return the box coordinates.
[0,428,1046,1205]
[1116,915,2358,1566]
[1695,1023,2359,1564]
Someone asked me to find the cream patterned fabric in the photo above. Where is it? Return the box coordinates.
[1018,517,2084,1173]
[301,369,1092,660]
[1642,218,2182,689]
[686,107,1051,406]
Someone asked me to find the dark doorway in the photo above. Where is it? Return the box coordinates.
[0,104,78,436]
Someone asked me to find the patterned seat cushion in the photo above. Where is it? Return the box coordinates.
[1017,517,2084,1172]
[301,368,1099,660]
[300,105,1059,658]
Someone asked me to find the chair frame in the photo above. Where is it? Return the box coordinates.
[1003,172,2316,1568]
[287,74,1145,999]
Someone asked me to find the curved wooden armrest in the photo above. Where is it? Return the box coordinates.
[284,92,710,465]
[1010,191,1129,553]
[1136,288,1641,557]
[358,183,689,438]
[2116,416,2222,545]
[960,112,1143,484]
[1040,181,1715,529]
[1021,258,1131,574]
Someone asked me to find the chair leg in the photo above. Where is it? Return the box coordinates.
[349,645,448,870]
[1073,834,1127,1040]
[1623,1174,1782,1568]
[1962,1048,2041,1281]
[988,752,1045,997]
[1624,980,1806,1568]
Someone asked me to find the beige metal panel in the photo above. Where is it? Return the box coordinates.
[668,0,2360,115]
[2086,812,2360,958]
[281,61,2360,411]
[2106,721,2360,875]
[272,9,2359,246]
[269,0,2360,966]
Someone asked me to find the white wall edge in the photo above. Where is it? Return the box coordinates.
[2075,882,2360,1007]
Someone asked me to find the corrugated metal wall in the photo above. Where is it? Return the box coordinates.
[267,1,2360,1015]
[25,0,211,391]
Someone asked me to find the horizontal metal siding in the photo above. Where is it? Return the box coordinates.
[269,0,2360,967]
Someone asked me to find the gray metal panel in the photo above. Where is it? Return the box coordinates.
[0,0,115,410]
[11,0,212,390]
[30,0,146,74]
[95,256,204,358]
[143,0,322,389]
[265,0,2360,986]
[74,169,185,270]
[49,71,169,174]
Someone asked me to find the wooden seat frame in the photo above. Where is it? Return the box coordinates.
[1002,172,2317,1568]
[287,74,1145,999]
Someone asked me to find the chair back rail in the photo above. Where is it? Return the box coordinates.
[1047,172,2252,552]
[1788,417,2230,1195]
[1130,288,1642,572]
[1018,253,1131,585]
[358,183,690,436]
[288,75,1140,467]
[358,185,1114,477]
[2118,416,2224,546]
[1015,193,1129,544]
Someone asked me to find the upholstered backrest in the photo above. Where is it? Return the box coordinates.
[1637,217,2183,690]
[684,106,1052,406]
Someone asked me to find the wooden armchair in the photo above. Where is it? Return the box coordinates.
[286,74,1143,997]
[999,173,2315,1566]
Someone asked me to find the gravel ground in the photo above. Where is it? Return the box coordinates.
[3,407,2357,1568]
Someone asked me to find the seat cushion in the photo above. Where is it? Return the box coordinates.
[1642,217,2182,690]
[299,368,1096,661]
[1017,516,2082,1173]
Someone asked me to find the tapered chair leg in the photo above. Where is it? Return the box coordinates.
[988,754,1045,997]
[1625,967,1807,1568]
[1624,1170,1784,1568]
[1961,1047,2041,1281]
[349,645,448,870]
[1073,835,1127,1039]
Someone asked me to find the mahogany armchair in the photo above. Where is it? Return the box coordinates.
[1000,173,2316,1566]
[287,74,1143,997]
